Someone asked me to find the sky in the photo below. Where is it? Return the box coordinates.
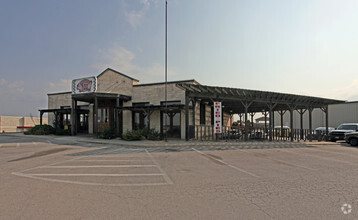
[1,0,358,117]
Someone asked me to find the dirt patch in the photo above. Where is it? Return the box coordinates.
[8,148,69,162]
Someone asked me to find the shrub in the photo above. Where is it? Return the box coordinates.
[55,128,70,136]
[122,128,162,141]
[24,124,56,135]
[122,130,143,141]
[98,127,117,139]
[147,129,163,140]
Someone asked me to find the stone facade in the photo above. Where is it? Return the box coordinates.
[46,68,228,140]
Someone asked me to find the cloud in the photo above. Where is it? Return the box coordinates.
[122,0,151,28]
[94,44,177,83]
[324,79,358,101]
[0,79,25,94]
[45,79,72,93]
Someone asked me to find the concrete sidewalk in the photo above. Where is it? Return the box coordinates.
[0,132,339,147]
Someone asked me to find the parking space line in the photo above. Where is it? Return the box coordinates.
[11,172,169,186]
[75,159,152,162]
[145,149,173,184]
[42,165,157,168]
[30,173,164,177]
[12,148,173,186]
[239,150,318,171]
[279,149,358,166]
[192,148,260,178]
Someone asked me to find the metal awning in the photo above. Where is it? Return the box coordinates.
[117,104,185,112]
[72,92,131,103]
[176,83,345,113]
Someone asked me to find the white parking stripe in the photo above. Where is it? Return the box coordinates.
[75,159,152,162]
[12,148,172,186]
[12,172,169,187]
[192,148,260,178]
[145,149,173,184]
[30,173,164,177]
[42,165,157,168]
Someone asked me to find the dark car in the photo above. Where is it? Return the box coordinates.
[345,132,358,146]
[328,123,358,142]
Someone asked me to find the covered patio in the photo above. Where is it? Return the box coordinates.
[177,83,344,142]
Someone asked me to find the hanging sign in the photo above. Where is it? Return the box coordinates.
[72,77,96,94]
[214,101,222,133]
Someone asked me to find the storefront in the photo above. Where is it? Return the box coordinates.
[40,68,343,141]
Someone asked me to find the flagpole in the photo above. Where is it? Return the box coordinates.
[165,0,168,142]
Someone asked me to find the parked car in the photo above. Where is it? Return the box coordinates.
[345,132,358,146]
[313,127,335,140]
[273,126,290,137]
[328,123,358,142]
[314,127,335,134]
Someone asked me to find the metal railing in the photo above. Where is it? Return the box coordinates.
[190,125,327,142]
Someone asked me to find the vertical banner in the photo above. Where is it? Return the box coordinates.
[214,102,222,133]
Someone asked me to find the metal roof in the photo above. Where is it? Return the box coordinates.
[176,83,345,113]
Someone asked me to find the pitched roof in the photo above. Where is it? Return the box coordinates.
[134,79,198,87]
[97,68,139,81]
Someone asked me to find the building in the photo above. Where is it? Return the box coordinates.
[0,116,47,133]
[40,68,344,141]
[274,101,358,129]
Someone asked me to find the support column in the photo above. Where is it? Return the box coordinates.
[286,104,297,142]
[290,109,294,141]
[262,111,268,138]
[308,107,313,142]
[241,100,253,141]
[296,109,307,140]
[116,97,120,136]
[185,91,190,141]
[40,111,44,125]
[266,103,277,141]
[278,110,286,140]
[320,106,329,141]
[94,96,98,136]
[71,99,77,136]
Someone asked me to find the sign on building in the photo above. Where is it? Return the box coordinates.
[214,101,222,133]
[72,77,97,94]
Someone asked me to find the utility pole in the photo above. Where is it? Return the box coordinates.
[165,0,168,142]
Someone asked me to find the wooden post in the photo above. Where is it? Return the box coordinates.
[308,107,313,142]
[185,91,190,141]
[94,96,98,136]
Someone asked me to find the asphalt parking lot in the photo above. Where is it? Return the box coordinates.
[1,136,358,219]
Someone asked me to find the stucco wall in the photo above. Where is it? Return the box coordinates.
[96,69,136,96]
[0,116,47,133]
[132,83,185,105]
